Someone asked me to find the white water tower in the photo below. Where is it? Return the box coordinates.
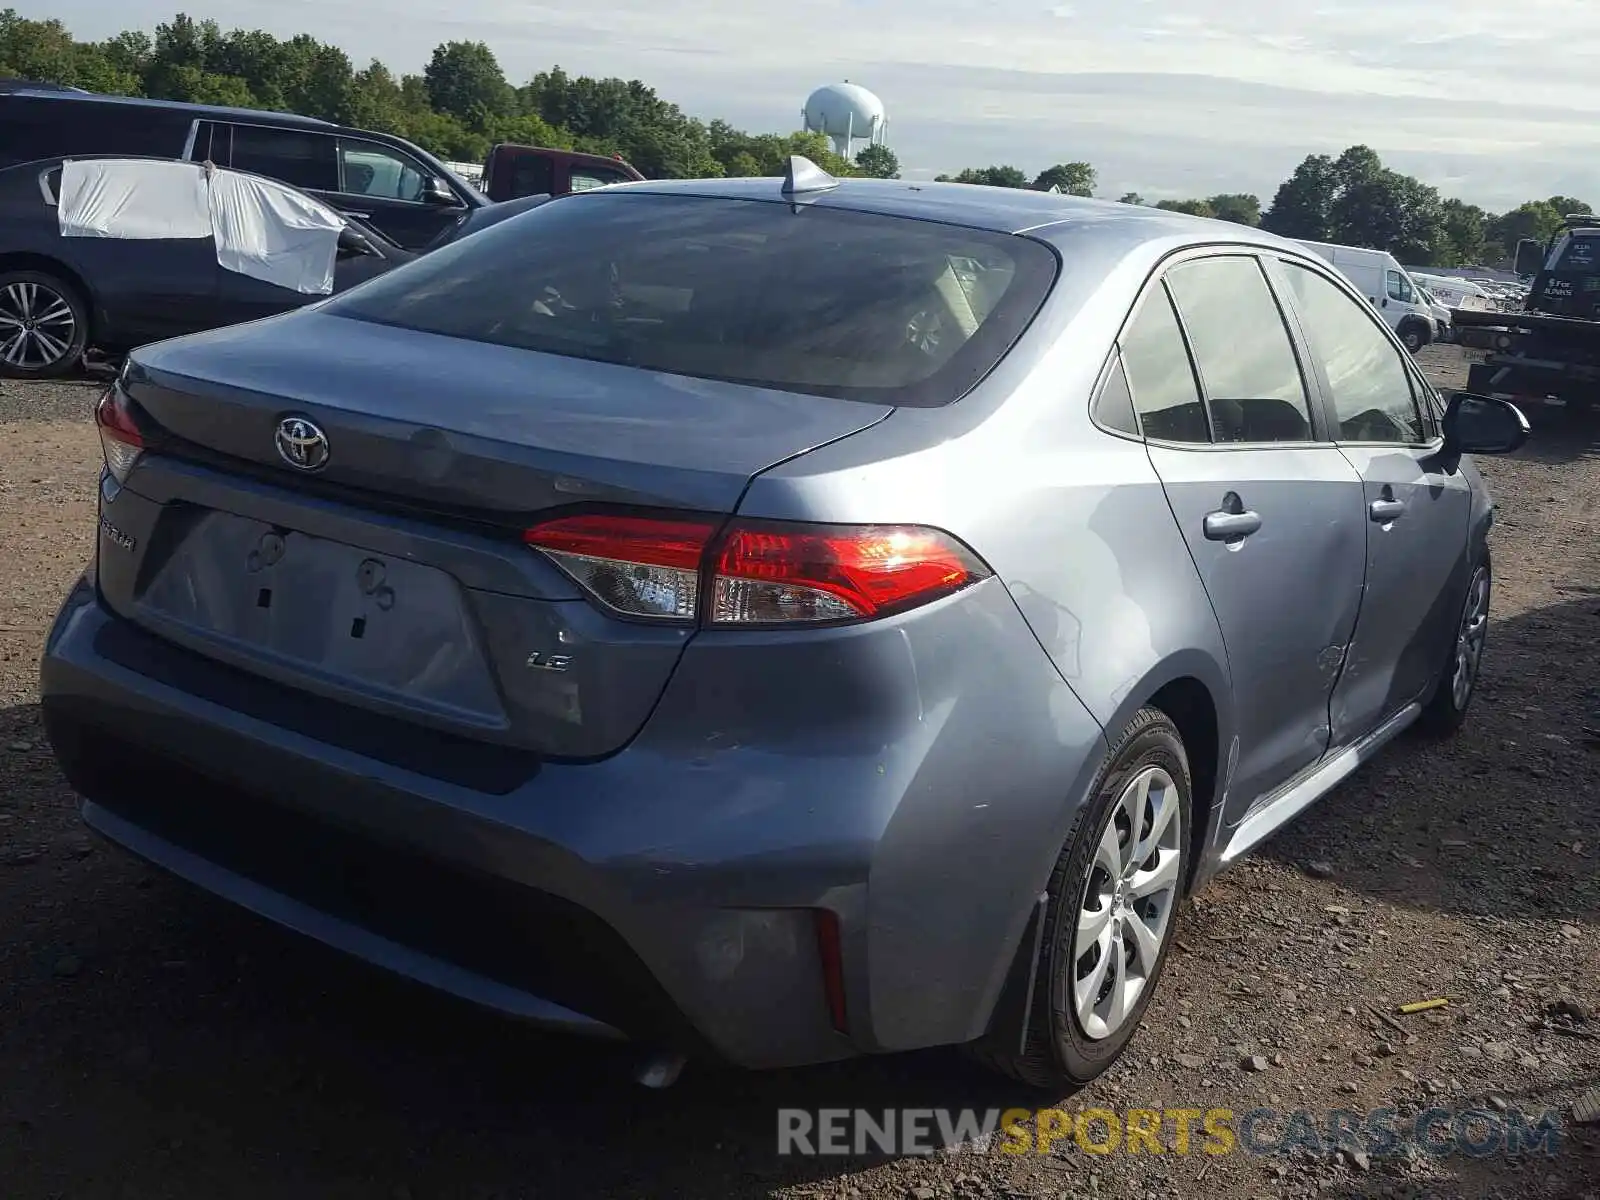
[802,82,888,157]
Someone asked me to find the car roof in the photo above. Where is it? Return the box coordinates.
[606,175,1303,252]
[1,86,335,129]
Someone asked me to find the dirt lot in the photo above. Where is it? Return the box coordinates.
[1,347,1597,1200]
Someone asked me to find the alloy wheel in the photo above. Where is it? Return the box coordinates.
[1451,567,1490,710]
[0,281,77,371]
[1072,765,1183,1041]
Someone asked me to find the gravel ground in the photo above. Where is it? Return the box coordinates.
[1,348,1598,1200]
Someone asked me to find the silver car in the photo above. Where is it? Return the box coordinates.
[40,161,1529,1090]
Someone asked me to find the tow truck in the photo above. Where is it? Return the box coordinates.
[1451,214,1600,414]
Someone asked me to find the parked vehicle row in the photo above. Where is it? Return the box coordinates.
[0,82,641,251]
[38,163,1530,1091]
[0,154,550,378]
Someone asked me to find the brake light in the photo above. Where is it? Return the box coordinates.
[709,522,986,624]
[94,386,144,484]
[522,512,990,627]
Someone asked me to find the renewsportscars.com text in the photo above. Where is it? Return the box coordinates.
[776,1105,1563,1159]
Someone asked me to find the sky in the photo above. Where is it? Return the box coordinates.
[43,0,1600,211]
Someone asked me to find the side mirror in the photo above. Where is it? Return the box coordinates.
[1514,238,1544,277]
[422,176,458,206]
[337,226,377,258]
[1442,391,1531,456]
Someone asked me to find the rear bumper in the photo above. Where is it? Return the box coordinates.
[40,573,1106,1069]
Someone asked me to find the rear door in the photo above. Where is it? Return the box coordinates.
[1276,257,1474,745]
[43,162,221,346]
[206,173,355,325]
[1127,252,1367,822]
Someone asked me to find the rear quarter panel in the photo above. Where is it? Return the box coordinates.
[738,230,1236,1033]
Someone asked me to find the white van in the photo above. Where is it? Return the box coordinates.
[1408,271,1498,314]
[1289,239,1442,352]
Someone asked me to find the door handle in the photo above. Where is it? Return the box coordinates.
[1369,498,1406,523]
[1203,509,1262,541]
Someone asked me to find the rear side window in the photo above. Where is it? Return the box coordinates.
[508,152,554,198]
[1165,256,1313,443]
[1119,285,1208,443]
[570,165,632,192]
[229,125,338,192]
[0,96,188,167]
[323,194,1059,407]
[1092,354,1139,436]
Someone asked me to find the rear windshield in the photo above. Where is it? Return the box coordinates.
[1554,234,1600,273]
[321,192,1058,406]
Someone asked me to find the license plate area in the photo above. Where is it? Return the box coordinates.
[137,511,504,726]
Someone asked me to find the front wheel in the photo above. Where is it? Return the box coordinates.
[0,270,89,379]
[967,707,1192,1090]
[1417,558,1490,737]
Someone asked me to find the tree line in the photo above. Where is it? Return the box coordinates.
[1,9,1585,268]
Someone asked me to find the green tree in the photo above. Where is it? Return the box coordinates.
[1325,165,1450,262]
[1488,201,1565,259]
[943,165,1029,188]
[345,60,405,132]
[424,40,511,127]
[1118,192,1144,205]
[1156,198,1216,218]
[854,143,899,179]
[1206,193,1261,226]
[1264,146,1452,263]
[1546,195,1590,217]
[1262,153,1338,239]
[1032,162,1095,196]
[1439,198,1488,265]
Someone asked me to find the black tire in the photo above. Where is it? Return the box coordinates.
[1416,557,1491,737]
[967,707,1192,1091]
[1399,321,1428,354]
[0,269,90,380]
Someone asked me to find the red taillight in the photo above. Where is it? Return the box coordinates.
[813,908,848,1033]
[710,522,986,625]
[521,512,989,627]
[94,385,144,484]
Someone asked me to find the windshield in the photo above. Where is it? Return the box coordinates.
[321,192,1059,407]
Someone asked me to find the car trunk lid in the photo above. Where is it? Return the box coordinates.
[104,310,891,762]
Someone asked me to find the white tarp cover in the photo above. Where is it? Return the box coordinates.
[57,158,342,295]
[207,169,342,295]
[56,158,212,240]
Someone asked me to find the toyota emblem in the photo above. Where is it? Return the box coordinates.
[275,415,330,472]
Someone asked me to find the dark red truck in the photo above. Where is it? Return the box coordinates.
[480,144,645,202]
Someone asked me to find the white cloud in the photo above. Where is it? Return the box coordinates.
[42,0,1600,209]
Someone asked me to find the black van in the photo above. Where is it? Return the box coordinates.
[0,86,489,249]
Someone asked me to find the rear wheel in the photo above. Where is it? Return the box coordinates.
[0,270,89,380]
[1399,320,1429,353]
[968,707,1191,1090]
